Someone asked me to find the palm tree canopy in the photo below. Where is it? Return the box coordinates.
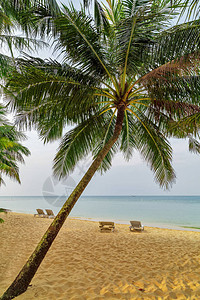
[4,0,200,189]
[0,105,30,185]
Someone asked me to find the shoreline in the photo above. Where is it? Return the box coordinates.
[1,194,200,232]
[1,212,200,299]
[69,216,200,232]
[2,209,200,232]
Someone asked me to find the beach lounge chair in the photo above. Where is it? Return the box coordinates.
[34,209,47,218]
[129,221,144,232]
[45,209,55,219]
[99,221,115,232]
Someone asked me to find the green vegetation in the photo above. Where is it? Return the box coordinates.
[0,208,5,223]
[182,226,200,230]
[0,105,30,186]
[0,105,30,223]
[0,1,61,224]
[2,0,200,299]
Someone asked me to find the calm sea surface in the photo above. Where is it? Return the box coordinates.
[0,195,200,228]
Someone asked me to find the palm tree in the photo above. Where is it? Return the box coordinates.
[0,105,30,185]
[2,0,200,298]
[0,0,60,224]
[0,105,30,223]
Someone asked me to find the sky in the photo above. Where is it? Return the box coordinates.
[0,0,200,196]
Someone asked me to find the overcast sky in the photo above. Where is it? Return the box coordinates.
[0,0,200,196]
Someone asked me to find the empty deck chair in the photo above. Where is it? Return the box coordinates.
[129,221,144,232]
[45,209,55,219]
[99,221,115,232]
[34,209,47,218]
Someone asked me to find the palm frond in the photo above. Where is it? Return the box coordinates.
[149,20,200,67]
[172,0,200,20]
[149,98,200,120]
[168,109,200,138]
[53,114,106,178]
[92,110,118,173]
[126,107,176,189]
[138,57,200,105]
[0,35,47,54]
[54,5,117,85]
[18,3,60,38]
[116,0,174,77]
[5,57,102,135]
[94,0,110,35]
[0,0,60,13]
[0,0,60,38]
[120,109,136,160]
[101,0,125,24]
[188,135,200,153]
[0,53,13,77]
[122,0,150,17]
[0,105,30,185]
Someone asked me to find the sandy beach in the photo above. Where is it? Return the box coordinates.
[0,213,200,299]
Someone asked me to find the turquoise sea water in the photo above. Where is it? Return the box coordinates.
[0,195,200,229]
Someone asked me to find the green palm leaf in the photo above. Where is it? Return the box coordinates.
[54,5,116,85]
[5,57,120,145]
[150,20,200,66]
[0,106,30,185]
[125,108,176,189]
[92,110,119,173]
[116,0,174,77]
[172,0,200,20]
[188,135,200,153]
[120,109,136,160]
[53,114,106,178]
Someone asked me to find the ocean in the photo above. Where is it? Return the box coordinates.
[0,195,200,229]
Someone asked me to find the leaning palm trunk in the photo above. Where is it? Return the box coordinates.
[0,106,125,300]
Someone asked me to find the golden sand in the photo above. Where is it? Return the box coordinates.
[0,212,200,299]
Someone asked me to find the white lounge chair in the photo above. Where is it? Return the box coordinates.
[129,221,144,232]
[99,221,115,232]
